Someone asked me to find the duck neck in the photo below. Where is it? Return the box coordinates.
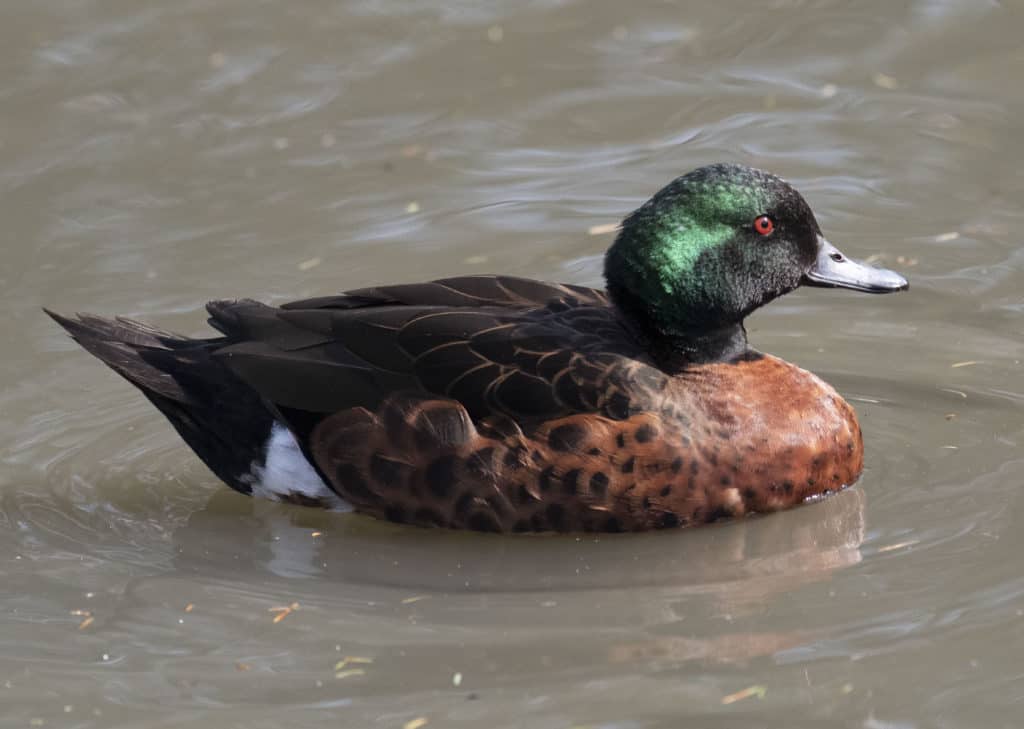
[657,322,750,366]
[607,279,750,368]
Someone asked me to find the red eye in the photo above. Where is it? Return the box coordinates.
[753,215,774,236]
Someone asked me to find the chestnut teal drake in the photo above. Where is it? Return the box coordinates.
[48,163,908,533]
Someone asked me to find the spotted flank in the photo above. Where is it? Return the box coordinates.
[47,163,906,532]
[305,356,862,532]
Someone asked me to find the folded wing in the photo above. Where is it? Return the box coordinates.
[208,275,666,424]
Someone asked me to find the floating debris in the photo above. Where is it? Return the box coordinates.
[820,83,838,98]
[310,531,323,538]
[185,604,194,613]
[400,144,424,159]
[877,540,918,553]
[463,255,488,265]
[951,361,981,368]
[71,610,93,630]
[235,662,252,672]
[721,685,766,705]
[404,718,429,729]
[588,223,621,236]
[269,602,300,624]
[298,257,322,271]
[334,656,373,672]
[334,668,366,680]
[452,672,463,687]
[273,137,290,151]
[934,231,960,242]
[944,413,957,421]
[872,72,899,90]
[401,595,430,605]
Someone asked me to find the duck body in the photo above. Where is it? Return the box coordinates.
[314,344,864,533]
[49,163,903,532]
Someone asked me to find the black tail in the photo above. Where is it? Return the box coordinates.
[45,309,273,494]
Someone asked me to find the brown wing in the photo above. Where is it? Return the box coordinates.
[206,275,679,528]
[208,275,667,423]
[281,274,610,311]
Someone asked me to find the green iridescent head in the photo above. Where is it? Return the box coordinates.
[604,164,907,345]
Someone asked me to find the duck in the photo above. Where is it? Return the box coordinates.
[47,163,907,533]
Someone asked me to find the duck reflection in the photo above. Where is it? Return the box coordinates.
[171,486,865,668]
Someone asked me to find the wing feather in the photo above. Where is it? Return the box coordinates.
[210,275,661,423]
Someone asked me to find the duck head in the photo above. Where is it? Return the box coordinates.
[604,163,907,362]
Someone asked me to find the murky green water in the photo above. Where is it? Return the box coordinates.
[3,0,1024,726]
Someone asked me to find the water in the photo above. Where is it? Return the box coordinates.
[2,0,1023,726]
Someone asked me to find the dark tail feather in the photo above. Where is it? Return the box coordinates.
[45,309,273,494]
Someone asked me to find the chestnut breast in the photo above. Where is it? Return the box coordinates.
[654,353,863,522]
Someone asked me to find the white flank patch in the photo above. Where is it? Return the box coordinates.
[249,423,352,511]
